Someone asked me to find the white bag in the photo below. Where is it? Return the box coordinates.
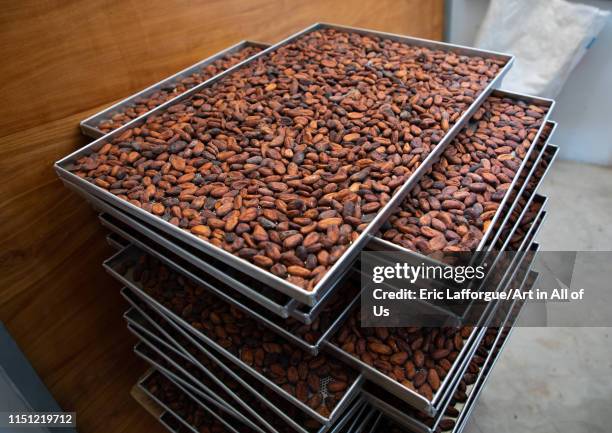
[475,0,609,98]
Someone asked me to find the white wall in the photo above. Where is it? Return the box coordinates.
[447,0,612,166]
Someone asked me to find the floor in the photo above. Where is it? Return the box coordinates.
[464,159,612,433]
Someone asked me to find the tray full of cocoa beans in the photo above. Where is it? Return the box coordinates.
[325,207,543,417]
[365,276,534,433]
[107,240,360,355]
[81,41,269,138]
[482,127,557,251]
[128,311,279,433]
[127,296,367,433]
[124,292,348,433]
[103,246,364,425]
[56,22,514,306]
[136,341,309,433]
[96,200,357,328]
[490,123,556,252]
[140,359,368,433]
[370,90,554,264]
[139,368,247,433]
[455,166,552,326]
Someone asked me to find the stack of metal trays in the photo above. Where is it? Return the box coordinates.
[54,22,561,433]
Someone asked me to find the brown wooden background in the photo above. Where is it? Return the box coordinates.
[0,1,444,432]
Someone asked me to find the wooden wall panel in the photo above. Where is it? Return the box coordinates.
[0,1,444,432]
[0,0,443,136]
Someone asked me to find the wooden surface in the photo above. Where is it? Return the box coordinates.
[0,1,444,432]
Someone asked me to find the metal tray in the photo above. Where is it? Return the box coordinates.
[485,139,558,251]
[366,272,536,433]
[364,122,555,317]
[138,369,240,433]
[122,288,197,362]
[141,349,368,433]
[368,110,555,266]
[463,196,547,325]
[323,195,545,416]
[132,326,277,433]
[125,307,271,429]
[80,40,269,138]
[444,277,537,433]
[360,268,524,433]
[70,173,350,325]
[75,172,402,327]
[138,327,368,433]
[61,177,292,318]
[462,206,546,331]
[55,22,514,306]
[324,245,523,417]
[104,245,364,425]
[122,288,334,433]
[360,144,552,330]
[109,241,358,355]
[448,143,556,325]
[130,319,260,426]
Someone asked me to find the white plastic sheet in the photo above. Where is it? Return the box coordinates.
[475,0,609,97]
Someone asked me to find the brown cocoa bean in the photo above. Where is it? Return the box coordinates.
[368,341,393,355]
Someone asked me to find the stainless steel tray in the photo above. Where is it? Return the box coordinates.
[323,190,545,416]
[71,173,349,325]
[55,22,514,306]
[360,265,525,433]
[137,324,368,433]
[364,122,556,321]
[324,242,523,418]
[62,177,292,318]
[109,241,358,355]
[463,197,547,327]
[325,314,484,417]
[450,144,556,325]
[130,318,261,428]
[104,245,364,425]
[360,143,552,331]
[368,108,555,265]
[80,40,269,139]
[463,206,546,332]
[142,353,368,433]
[122,288,196,362]
[131,325,276,433]
[366,272,535,433]
[123,288,333,433]
[138,369,240,433]
[486,138,558,251]
[145,363,254,433]
[445,277,537,433]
